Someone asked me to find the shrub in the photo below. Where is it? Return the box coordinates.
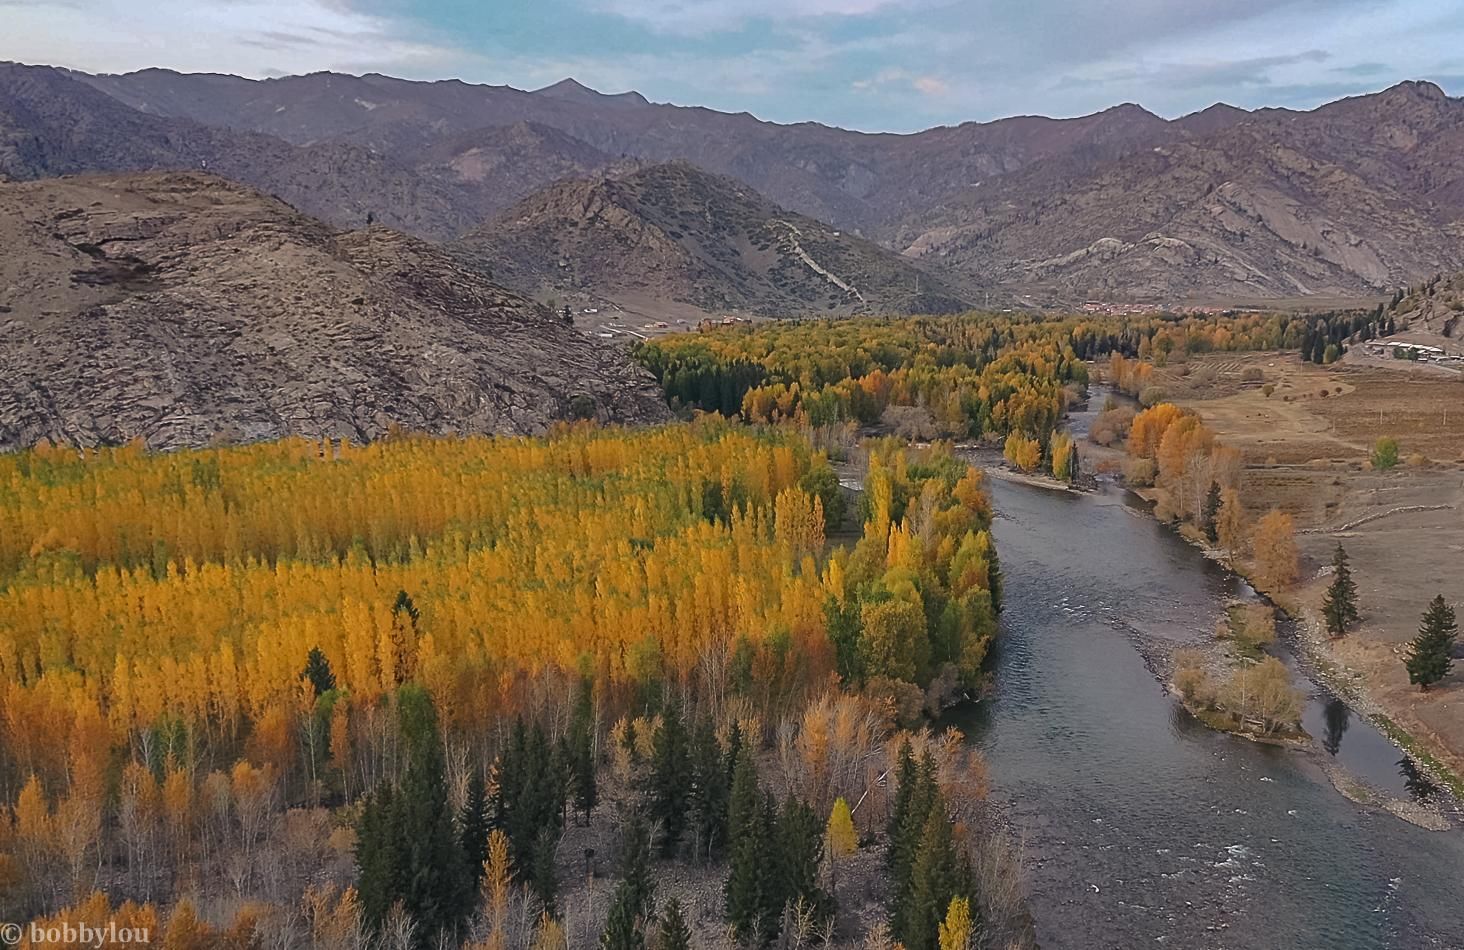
[1121,456,1156,487]
[1242,368,1264,382]
[1138,386,1168,408]
[1371,437,1399,471]
[1089,407,1136,446]
[1262,383,1276,397]
[1229,604,1277,654]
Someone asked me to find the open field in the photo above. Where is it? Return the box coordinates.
[1151,351,1464,779]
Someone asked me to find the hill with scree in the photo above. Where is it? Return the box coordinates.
[0,171,668,449]
[455,162,976,317]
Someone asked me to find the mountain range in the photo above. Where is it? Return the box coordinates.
[7,62,1464,303]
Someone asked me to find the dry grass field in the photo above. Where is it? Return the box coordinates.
[1152,351,1464,781]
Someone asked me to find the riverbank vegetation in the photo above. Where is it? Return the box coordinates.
[0,423,1034,948]
[637,312,1315,487]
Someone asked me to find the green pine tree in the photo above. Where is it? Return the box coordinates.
[889,749,939,942]
[530,825,559,915]
[647,704,691,856]
[724,747,771,942]
[355,687,473,945]
[618,813,655,924]
[687,715,729,863]
[570,679,598,824]
[723,719,743,788]
[600,886,648,950]
[1406,595,1457,690]
[354,784,401,926]
[302,646,336,697]
[901,805,960,950]
[1321,544,1360,637]
[395,687,473,942]
[1201,482,1222,543]
[776,795,834,928]
[652,898,693,950]
[459,769,490,884]
[494,719,566,871]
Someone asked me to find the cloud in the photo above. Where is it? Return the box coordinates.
[0,0,474,78]
[1059,50,1332,93]
[1,0,1460,131]
[913,76,949,97]
[590,0,921,33]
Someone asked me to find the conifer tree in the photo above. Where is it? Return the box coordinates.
[530,825,559,916]
[601,889,647,950]
[618,813,655,925]
[302,646,336,697]
[1322,544,1360,637]
[396,687,473,941]
[355,687,472,944]
[459,770,490,885]
[494,719,566,870]
[1406,595,1457,690]
[725,747,772,942]
[601,814,655,950]
[902,806,960,950]
[647,704,691,856]
[1201,482,1222,543]
[776,795,834,929]
[651,899,692,950]
[723,719,743,787]
[687,716,729,863]
[355,784,401,926]
[570,679,598,824]
[889,748,940,943]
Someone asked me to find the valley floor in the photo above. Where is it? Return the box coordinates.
[1144,351,1464,788]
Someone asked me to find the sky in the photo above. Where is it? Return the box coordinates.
[3,0,1464,131]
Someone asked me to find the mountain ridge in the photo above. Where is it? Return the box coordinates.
[10,61,1464,302]
[455,161,980,317]
[0,170,669,449]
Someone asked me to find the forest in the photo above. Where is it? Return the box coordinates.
[0,420,1015,949]
[2,305,1382,948]
[632,310,1344,444]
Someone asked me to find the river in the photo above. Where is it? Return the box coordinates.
[940,407,1464,949]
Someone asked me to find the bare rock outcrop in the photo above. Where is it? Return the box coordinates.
[0,172,669,450]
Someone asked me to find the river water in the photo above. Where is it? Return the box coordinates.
[942,408,1464,949]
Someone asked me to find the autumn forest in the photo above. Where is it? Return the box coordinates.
[0,306,1386,950]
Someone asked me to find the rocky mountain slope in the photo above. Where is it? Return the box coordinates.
[72,67,1180,240]
[0,172,668,449]
[0,63,482,237]
[456,162,976,316]
[15,63,1464,302]
[1387,270,1464,339]
[898,81,1464,302]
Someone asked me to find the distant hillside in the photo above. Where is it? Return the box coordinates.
[14,63,1464,302]
[0,172,667,449]
[0,62,478,237]
[898,82,1464,302]
[418,121,619,215]
[1387,271,1464,339]
[454,162,976,317]
[72,67,1176,242]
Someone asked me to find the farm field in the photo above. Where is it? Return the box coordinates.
[1148,351,1464,779]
